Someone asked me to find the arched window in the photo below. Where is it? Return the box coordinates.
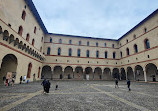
[38,67,41,78]
[112,44,114,48]
[79,41,81,45]
[96,42,98,47]
[26,33,29,41]
[69,40,72,44]
[113,52,116,59]
[69,48,72,56]
[86,50,89,57]
[105,51,107,58]
[144,39,150,49]
[77,49,81,57]
[96,50,99,58]
[126,48,130,56]
[87,41,89,46]
[105,42,106,47]
[133,34,136,39]
[34,26,36,34]
[50,38,52,43]
[40,47,42,52]
[47,47,50,55]
[58,48,61,55]
[120,51,123,58]
[144,28,147,33]
[21,10,26,20]
[126,39,128,43]
[18,26,23,36]
[27,63,32,78]
[32,39,35,46]
[134,44,138,53]
[41,37,43,42]
[59,39,62,44]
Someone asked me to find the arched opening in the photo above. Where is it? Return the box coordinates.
[34,26,36,34]
[145,63,158,81]
[58,48,61,55]
[27,63,32,78]
[64,66,73,79]
[144,39,150,49]
[105,51,107,58]
[86,50,90,57]
[94,67,102,80]
[53,66,62,79]
[112,68,120,80]
[74,66,83,80]
[84,67,93,80]
[38,67,41,78]
[41,65,52,79]
[47,47,50,55]
[32,39,35,46]
[50,38,52,43]
[77,49,81,57]
[18,41,23,49]
[14,38,19,47]
[21,10,26,20]
[135,65,144,81]
[127,67,134,80]
[96,51,99,58]
[59,39,62,44]
[103,68,112,80]
[26,33,30,41]
[113,52,116,59]
[3,30,9,41]
[120,68,126,80]
[69,40,72,44]
[126,48,130,56]
[134,44,138,53]
[18,26,23,36]
[69,48,72,56]
[0,54,18,83]
[0,26,2,34]
[9,34,14,44]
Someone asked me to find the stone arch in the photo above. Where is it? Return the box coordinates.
[145,63,158,81]
[94,67,102,80]
[53,66,63,79]
[3,30,9,41]
[64,66,73,79]
[9,34,14,44]
[0,54,18,83]
[120,68,126,80]
[103,68,112,80]
[41,65,52,79]
[135,65,144,81]
[127,67,134,80]
[14,38,19,47]
[74,66,83,80]
[84,67,93,80]
[112,68,120,80]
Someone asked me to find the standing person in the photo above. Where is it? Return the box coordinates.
[41,79,47,93]
[23,75,26,83]
[20,76,22,84]
[127,79,131,91]
[45,80,51,93]
[3,76,6,86]
[55,84,58,90]
[115,78,119,88]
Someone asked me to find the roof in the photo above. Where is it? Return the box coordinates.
[49,33,118,41]
[118,8,158,41]
[24,0,48,33]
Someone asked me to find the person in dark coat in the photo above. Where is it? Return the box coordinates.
[3,76,6,85]
[55,84,58,90]
[41,79,47,93]
[127,79,131,91]
[115,78,119,88]
[20,76,22,84]
[45,80,51,93]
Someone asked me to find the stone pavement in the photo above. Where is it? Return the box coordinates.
[0,81,158,111]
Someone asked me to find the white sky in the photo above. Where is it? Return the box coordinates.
[32,0,158,39]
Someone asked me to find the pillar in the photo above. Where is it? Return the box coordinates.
[143,67,147,82]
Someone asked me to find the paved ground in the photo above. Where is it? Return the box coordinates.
[0,80,158,111]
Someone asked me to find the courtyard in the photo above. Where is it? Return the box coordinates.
[0,80,158,111]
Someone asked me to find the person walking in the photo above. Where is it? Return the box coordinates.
[45,80,51,93]
[115,78,119,88]
[127,79,131,91]
[41,79,47,93]
[12,76,15,86]
[3,76,6,86]
[20,76,22,84]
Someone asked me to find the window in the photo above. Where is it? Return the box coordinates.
[58,48,61,55]
[69,48,72,56]
[40,47,42,52]
[105,51,107,58]
[69,40,72,44]
[134,44,138,53]
[105,42,106,47]
[79,41,81,45]
[126,39,128,43]
[27,63,32,78]
[50,38,52,43]
[133,34,136,39]
[26,33,29,41]
[41,37,43,42]
[96,42,98,47]
[32,39,35,46]
[96,50,99,58]
[144,28,147,33]
[86,50,89,57]
[59,39,62,44]
[87,41,89,46]
[77,49,81,57]
[18,26,23,36]
[126,48,130,56]
[112,44,114,48]
[21,10,26,20]
[144,39,150,49]
[120,51,122,58]
[47,47,50,55]
[34,26,36,34]
[113,52,116,59]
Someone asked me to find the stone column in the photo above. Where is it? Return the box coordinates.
[51,68,53,80]
[143,67,147,82]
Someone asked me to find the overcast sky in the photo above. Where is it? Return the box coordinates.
[32,0,158,39]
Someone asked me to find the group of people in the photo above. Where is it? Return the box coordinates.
[20,75,29,84]
[115,78,131,91]
[3,76,15,86]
